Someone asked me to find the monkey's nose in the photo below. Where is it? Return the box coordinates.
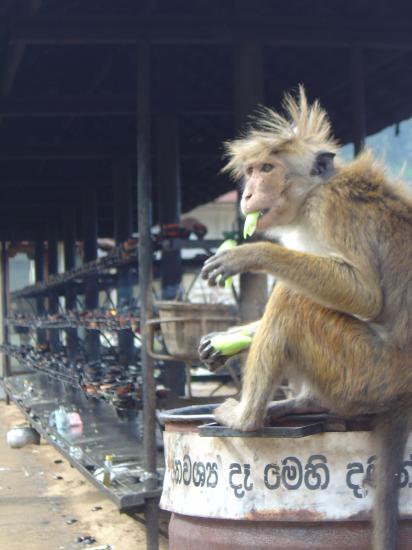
[243,192,253,201]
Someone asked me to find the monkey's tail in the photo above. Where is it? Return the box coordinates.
[372,407,411,550]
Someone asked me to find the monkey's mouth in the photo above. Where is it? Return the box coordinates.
[256,207,281,231]
[257,209,271,226]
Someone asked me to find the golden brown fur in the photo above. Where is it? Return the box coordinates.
[200,88,412,550]
[222,84,339,180]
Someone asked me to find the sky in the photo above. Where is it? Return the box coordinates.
[341,118,412,184]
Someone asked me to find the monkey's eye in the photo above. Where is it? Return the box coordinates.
[246,166,253,176]
[261,163,274,173]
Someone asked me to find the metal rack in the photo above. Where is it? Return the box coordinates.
[2,372,163,511]
[5,311,140,331]
[10,237,219,299]
[2,240,160,518]
[1,233,227,543]
[11,243,137,299]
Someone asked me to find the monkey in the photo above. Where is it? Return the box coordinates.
[199,87,412,550]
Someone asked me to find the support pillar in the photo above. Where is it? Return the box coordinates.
[64,209,78,361]
[156,113,182,299]
[34,234,47,346]
[137,42,159,550]
[351,47,366,156]
[113,157,134,366]
[82,186,100,362]
[155,112,185,396]
[234,41,268,323]
[1,241,10,402]
[48,223,60,352]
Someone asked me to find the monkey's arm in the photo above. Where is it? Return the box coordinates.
[199,320,260,370]
[201,243,382,320]
[226,320,260,336]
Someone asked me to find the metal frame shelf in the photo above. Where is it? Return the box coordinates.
[5,311,140,332]
[11,245,137,299]
[2,372,163,512]
[11,238,222,299]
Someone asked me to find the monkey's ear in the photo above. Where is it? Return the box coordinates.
[310,151,335,179]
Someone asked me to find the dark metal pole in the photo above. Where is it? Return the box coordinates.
[64,209,79,360]
[1,241,10,403]
[137,42,159,550]
[155,112,185,396]
[351,46,366,156]
[34,233,47,346]
[82,186,100,361]
[113,156,134,367]
[48,222,60,352]
[234,41,268,323]
[156,113,182,299]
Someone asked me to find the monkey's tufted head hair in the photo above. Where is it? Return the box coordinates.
[223,85,339,180]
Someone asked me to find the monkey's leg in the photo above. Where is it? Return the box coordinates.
[214,392,319,430]
[214,289,293,431]
[214,284,397,431]
[266,394,322,418]
[213,347,289,431]
[372,408,411,550]
[266,377,324,417]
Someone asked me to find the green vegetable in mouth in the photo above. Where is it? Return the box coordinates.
[243,211,260,239]
[216,238,237,288]
[210,332,253,356]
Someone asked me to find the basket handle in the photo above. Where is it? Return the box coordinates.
[145,318,175,361]
[144,316,239,361]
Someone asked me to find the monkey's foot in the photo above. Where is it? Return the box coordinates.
[214,398,263,431]
[266,396,322,419]
[266,398,301,419]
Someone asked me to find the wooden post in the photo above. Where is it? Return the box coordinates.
[155,112,185,396]
[48,222,60,352]
[137,42,159,550]
[82,186,100,361]
[64,209,79,360]
[351,46,366,156]
[113,156,134,366]
[234,41,268,322]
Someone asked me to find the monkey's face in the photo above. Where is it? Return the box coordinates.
[240,151,335,232]
[240,153,307,231]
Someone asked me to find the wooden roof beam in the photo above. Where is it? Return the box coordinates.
[9,16,412,48]
[0,143,133,159]
[0,96,230,117]
[0,179,111,187]
[1,0,42,96]
[0,0,21,17]
[0,142,222,159]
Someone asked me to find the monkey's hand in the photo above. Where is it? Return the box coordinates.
[198,332,228,371]
[199,322,259,371]
[201,245,253,286]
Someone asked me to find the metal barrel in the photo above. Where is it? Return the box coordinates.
[160,405,412,549]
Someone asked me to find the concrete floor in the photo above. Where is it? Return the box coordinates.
[0,401,168,550]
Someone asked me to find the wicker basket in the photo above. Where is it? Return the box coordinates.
[155,301,238,361]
